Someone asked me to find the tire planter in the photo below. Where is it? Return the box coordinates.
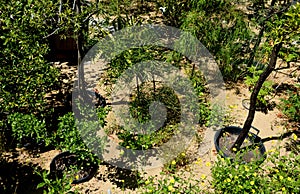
[242,99,267,112]
[242,99,275,113]
[214,126,266,163]
[50,151,98,184]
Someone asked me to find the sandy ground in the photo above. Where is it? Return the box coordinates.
[3,60,298,193]
[62,63,298,193]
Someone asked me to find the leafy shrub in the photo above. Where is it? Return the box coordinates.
[55,108,108,150]
[280,84,300,122]
[180,0,253,81]
[7,112,52,147]
[36,169,76,194]
[140,171,206,194]
[211,145,300,193]
[211,157,266,193]
[245,66,274,107]
[54,106,110,162]
[55,112,85,151]
[0,0,60,115]
[262,2,300,63]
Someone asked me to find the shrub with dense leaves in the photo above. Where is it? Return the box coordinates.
[0,0,60,115]
[180,0,253,81]
[7,112,51,147]
[280,84,300,122]
[211,144,300,193]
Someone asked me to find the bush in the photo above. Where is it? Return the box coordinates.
[280,84,300,122]
[36,169,76,194]
[55,112,85,152]
[7,112,52,147]
[211,145,300,193]
[0,0,60,115]
[180,0,253,81]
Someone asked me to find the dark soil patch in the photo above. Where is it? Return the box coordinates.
[218,133,264,163]
[0,157,43,194]
[216,127,266,163]
[50,151,98,184]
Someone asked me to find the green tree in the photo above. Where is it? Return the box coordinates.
[234,1,300,150]
[0,0,61,115]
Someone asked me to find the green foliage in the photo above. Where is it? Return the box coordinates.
[264,2,300,56]
[55,108,108,157]
[0,0,60,115]
[180,1,253,81]
[188,69,211,126]
[7,112,51,146]
[55,112,85,151]
[264,147,300,193]
[280,84,300,122]
[101,44,209,151]
[255,2,300,68]
[34,108,110,194]
[105,47,166,84]
[211,157,266,193]
[211,146,300,193]
[36,169,76,194]
[140,170,206,193]
[245,66,274,106]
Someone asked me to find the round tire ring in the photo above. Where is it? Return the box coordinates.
[50,151,98,184]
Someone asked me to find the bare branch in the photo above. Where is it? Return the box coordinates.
[43,27,60,39]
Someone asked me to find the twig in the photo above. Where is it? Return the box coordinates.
[83,9,102,23]
[43,27,60,39]
[247,2,293,67]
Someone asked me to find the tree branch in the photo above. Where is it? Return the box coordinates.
[232,42,283,150]
[43,27,60,39]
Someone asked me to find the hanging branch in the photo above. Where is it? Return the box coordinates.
[43,27,61,39]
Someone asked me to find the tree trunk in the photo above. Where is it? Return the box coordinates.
[75,0,86,92]
[232,42,282,150]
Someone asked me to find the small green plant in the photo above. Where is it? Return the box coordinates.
[54,112,86,151]
[163,152,189,174]
[54,108,109,166]
[7,112,52,147]
[36,169,77,194]
[140,169,207,193]
[211,156,266,193]
[55,106,109,150]
[280,84,300,122]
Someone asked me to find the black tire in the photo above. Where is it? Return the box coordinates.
[50,151,98,184]
[242,99,251,110]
